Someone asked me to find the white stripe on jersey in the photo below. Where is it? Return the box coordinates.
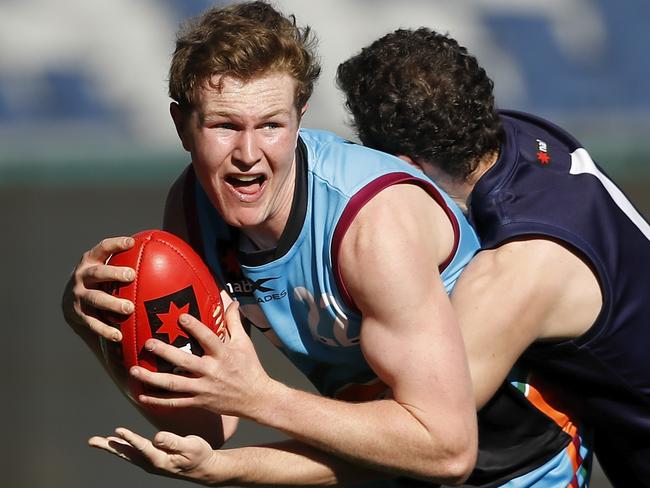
[570,148,650,240]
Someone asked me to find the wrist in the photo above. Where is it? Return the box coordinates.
[204,449,246,486]
[247,378,293,426]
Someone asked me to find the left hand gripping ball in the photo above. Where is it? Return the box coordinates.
[99,230,226,403]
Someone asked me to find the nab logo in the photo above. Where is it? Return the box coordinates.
[144,285,204,372]
[227,277,288,303]
[536,139,550,165]
[227,276,275,295]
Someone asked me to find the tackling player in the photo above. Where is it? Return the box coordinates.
[337,27,650,487]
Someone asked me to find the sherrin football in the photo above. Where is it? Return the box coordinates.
[99,229,225,403]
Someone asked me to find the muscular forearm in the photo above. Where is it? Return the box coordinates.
[216,439,386,487]
[249,381,473,484]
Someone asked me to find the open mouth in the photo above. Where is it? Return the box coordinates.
[226,174,267,200]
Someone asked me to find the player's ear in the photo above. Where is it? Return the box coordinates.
[170,102,191,152]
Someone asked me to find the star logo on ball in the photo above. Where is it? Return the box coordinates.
[144,285,201,348]
[155,302,190,343]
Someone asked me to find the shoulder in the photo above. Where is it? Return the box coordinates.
[499,109,582,150]
[339,184,455,291]
[472,113,592,246]
[300,128,410,185]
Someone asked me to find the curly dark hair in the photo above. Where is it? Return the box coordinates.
[169,1,321,111]
[337,28,503,180]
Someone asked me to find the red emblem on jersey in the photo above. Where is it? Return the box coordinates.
[536,139,550,165]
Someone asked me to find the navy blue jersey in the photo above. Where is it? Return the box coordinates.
[470,110,650,485]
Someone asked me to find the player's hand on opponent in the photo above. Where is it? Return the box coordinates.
[130,301,278,418]
[89,428,226,484]
[62,236,136,342]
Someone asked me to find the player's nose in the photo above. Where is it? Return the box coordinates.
[232,129,262,167]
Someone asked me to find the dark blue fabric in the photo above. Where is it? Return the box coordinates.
[470,110,650,485]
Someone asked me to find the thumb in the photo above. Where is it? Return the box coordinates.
[152,431,182,453]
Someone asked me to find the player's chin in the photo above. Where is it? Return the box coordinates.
[219,204,269,230]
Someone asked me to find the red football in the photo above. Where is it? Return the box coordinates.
[99,229,225,403]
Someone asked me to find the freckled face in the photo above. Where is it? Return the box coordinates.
[177,72,302,245]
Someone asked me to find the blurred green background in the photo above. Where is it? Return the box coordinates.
[3,1,649,486]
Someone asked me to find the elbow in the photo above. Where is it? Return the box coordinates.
[438,443,477,485]
[419,420,478,485]
[437,425,478,485]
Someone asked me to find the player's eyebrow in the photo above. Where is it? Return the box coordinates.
[200,109,291,124]
[199,111,231,124]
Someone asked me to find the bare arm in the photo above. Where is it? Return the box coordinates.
[121,183,477,483]
[90,431,387,487]
[451,238,602,408]
[234,184,476,482]
[333,183,477,480]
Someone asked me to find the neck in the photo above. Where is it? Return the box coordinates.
[468,150,499,193]
[420,151,499,213]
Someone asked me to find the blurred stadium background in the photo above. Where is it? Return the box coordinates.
[3,0,648,486]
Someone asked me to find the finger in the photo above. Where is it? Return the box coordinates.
[142,338,200,372]
[152,431,183,453]
[220,290,233,308]
[89,434,122,451]
[79,292,131,343]
[178,314,224,356]
[87,236,135,262]
[110,429,167,474]
[89,435,138,462]
[224,301,246,339]
[82,288,134,315]
[131,365,197,395]
[137,392,196,409]
[82,263,135,286]
[115,427,156,454]
[85,313,123,342]
[153,432,212,463]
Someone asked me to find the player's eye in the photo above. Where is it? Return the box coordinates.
[213,123,237,130]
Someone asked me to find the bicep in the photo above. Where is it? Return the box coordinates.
[359,278,469,415]
[339,185,473,422]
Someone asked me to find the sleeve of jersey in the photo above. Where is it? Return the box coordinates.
[330,172,460,311]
